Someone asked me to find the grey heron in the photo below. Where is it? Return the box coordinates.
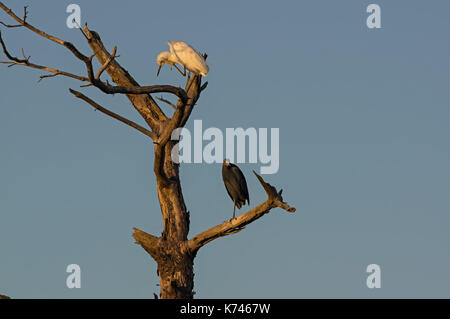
[222,159,250,219]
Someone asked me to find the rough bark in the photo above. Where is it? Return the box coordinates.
[0,2,296,299]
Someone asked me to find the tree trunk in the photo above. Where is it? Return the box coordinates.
[155,143,194,298]
[157,240,195,299]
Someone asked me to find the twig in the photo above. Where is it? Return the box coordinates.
[38,72,62,82]
[200,81,208,92]
[0,5,27,28]
[95,46,118,80]
[20,48,30,62]
[74,21,89,41]
[155,96,177,110]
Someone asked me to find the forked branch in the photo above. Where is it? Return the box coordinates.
[0,4,26,28]
[0,31,89,82]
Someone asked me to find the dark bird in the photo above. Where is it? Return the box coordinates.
[222,159,250,219]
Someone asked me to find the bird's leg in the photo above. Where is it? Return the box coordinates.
[232,201,236,220]
[173,64,186,76]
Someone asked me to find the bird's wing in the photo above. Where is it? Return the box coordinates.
[166,41,184,66]
[169,41,209,74]
[169,41,192,52]
[168,41,191,63]
[223,179,235,201]
[222,168,237,199]
[230,165,250,204]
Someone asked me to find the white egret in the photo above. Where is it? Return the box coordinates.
[156,41,209,77]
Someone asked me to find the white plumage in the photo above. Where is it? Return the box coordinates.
[157,41,209,77]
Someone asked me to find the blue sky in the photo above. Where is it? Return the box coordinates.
[1,0,450,298]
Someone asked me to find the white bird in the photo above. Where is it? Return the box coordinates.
[156,41,209,77]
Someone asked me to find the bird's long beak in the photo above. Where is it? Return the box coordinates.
[157,63,163,76]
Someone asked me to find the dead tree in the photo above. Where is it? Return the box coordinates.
[0,3,296,299]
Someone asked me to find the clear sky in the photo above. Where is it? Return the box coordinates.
[1,0,450,298]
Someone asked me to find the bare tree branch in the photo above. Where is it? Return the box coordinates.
[0,2,88,61]
[82,26,169,129]
[0,30,89,82]
[69,89,156,140]
[188,171,296,254]
[200,81,208,92]
[179,57,208,127]
[0,3,187,130]
[132,227,160,261]
[38,71,63,82]
[88,77,188,103]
